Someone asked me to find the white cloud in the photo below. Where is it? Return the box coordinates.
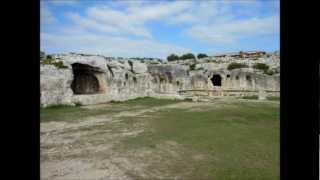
[186,15,279,44]
[40,4,56,25]
[167,1,231,25]
[65,1,193,39]
[41,1,279,57]
[41,30,191,59]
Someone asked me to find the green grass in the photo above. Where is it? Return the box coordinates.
[116,101,279,179]
[40,105,101,122]
[119,97,183,106]
[41,98,279,179]
[40,97,182,122]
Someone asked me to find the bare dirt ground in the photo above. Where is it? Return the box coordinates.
[41,101,209,180]
[41,99,279,180]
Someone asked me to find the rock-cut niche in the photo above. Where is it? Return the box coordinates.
[211,74,222,86]
[71,63,106,95]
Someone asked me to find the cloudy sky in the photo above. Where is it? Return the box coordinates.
[41,0,279,59]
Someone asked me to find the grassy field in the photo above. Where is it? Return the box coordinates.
[40,97,182,122]
[41,97,279,180]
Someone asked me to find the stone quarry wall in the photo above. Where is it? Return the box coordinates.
[40,53,280,107]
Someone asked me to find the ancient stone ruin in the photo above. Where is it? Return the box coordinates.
[40,51,280,107]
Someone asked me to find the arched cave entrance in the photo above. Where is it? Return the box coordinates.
[71,63,105,94]
[211,74,222,86]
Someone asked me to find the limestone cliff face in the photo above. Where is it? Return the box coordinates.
[40,53,280,107]
[40,65,74,106]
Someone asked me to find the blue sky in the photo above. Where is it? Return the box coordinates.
[41,0,279,59]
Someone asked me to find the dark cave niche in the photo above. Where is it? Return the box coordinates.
[211,74,222,86]
[71,63,102,95]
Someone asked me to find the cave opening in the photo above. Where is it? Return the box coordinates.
[71,63,104,95]
[211,74,222,86]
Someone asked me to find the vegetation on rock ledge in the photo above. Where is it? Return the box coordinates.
[227,63,249,70]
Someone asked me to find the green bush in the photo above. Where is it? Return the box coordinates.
[253,63,269,72]
[197,53,208,59]
[54,61,68,69]
[265,69,274,75]
[227,63,248,70]
[252,63,275,75]
[167,54,179,61]
[41,58,68,69]
[180,53,196,60]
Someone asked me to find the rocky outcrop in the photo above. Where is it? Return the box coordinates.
[40,65,74,107]
[40,52,280,107]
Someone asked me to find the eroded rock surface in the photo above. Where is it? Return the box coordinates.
[41,52,280,107]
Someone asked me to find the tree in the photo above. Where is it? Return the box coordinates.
[180,53,195,60]
[197,53,208,59]
[167,54,179,61]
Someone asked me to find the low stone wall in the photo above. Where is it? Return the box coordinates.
[178,89,280,98]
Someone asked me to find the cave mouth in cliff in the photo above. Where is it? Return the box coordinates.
[71,63,104,95]
[211,74,222,86]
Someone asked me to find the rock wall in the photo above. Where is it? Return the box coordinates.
[40,53,280,107]
[40,65,74,106]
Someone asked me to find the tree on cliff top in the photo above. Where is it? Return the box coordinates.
[180,53,196,60]
[167,54,179,61]
[197,53,208,59]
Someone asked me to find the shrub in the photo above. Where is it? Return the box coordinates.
[253,63,269,72]
[42,58,54,65]
[265,69,274,75]
[54,61,68,69]
[227,63,248,70]
[41,58,68,69]
[167,54,179,61]
[180,53,196,60]
[197,53,208,59]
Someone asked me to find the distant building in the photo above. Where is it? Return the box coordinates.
[239,51,266,58]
